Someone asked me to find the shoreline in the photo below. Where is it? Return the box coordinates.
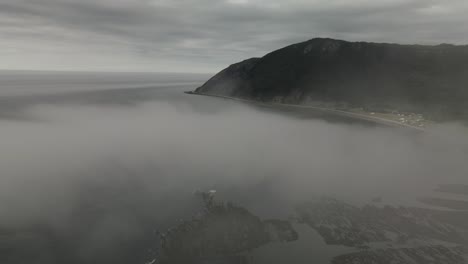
[185,91,425,131]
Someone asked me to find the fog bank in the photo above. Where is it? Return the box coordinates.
[0,99,467,262]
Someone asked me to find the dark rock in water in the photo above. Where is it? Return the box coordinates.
[196,38,468,120]
[296,198,468,264]
[152,195,468,264]
[296,198,466,247]
[156,200,298,264]
[332,245,468,264]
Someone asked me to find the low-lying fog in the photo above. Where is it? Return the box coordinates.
[0,72,467,263]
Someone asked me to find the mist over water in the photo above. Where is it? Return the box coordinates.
[0,72,467,263]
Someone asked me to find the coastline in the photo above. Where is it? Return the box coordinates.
[185,91,425,131]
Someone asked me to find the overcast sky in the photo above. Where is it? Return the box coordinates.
[1,0,468,73]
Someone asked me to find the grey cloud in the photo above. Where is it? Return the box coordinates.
[0,0,467,71]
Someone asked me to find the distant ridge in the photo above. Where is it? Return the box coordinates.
[196,38,468,121]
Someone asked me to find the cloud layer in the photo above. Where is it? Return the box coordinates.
[2,99,468,224]
[1,0,468,72]
[0,87,468,262]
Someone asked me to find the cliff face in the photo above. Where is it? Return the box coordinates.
[196,38,468,120]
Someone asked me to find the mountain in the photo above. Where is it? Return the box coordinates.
[195,38,468,121]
